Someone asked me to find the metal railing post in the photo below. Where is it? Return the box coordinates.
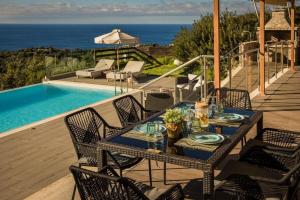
[174,78,178,104]
[267,44,270,84]
[275,43,278,78]
[142,89,146,108]
[203,57,207,98]
[199,75,203,100]
[228,56,232,90]
[281,41,284,73]
[179,88,183,102]
[257,50,260,91]
[245,52,248,90]
[114,73,117,95]
[126,73,129,93]
[286,42,289,69]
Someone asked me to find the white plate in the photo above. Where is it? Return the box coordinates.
[134,123,166,134]
[215,113,245,122]
[189,134,225,145]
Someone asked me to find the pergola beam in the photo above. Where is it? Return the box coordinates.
[213,0,220,89]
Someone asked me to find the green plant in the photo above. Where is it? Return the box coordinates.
[163,109,184,124]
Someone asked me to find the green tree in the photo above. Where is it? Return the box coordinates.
[173,11,259,62]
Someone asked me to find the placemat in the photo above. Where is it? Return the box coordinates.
[209,119,242,127]
[123,130,161,142]
[175,137,222,152]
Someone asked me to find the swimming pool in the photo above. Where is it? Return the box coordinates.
[0,83,118,133]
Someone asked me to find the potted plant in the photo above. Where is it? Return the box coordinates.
[163,109,184,140]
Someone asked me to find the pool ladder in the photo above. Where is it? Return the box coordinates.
[113,72,131,96]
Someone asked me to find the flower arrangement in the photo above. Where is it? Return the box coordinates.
[163,109,184,124]
[163,109,184,139]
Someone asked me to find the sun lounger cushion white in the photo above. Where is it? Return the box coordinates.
[177,74,203,91]
[106,61,144,81]
[76,59,115,78]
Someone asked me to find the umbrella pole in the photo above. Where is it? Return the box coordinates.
[117,47,119,71]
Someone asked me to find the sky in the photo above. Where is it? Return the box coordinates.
[0,0,296,24]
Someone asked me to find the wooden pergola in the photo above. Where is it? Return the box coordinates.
[213,0,296,96]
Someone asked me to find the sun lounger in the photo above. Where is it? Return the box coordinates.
[76,59,115,79]
[106,61,144,81]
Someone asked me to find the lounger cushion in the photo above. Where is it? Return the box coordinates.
[76,59,115,78]
[95,59,115,70]
[76,69,103,78]
[122,61,144,73]
[106,71,129,80]
[106,61,144,80]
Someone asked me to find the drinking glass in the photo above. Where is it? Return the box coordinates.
[216,97,224,115]
[183,110,194,136]
[146,122,156,136]
[196,106,209,128]
[148,131,164,152]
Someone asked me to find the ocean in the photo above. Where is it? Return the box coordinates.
[0,24,191,51]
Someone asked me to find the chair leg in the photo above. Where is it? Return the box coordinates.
[71,184,76,200]
[241,136,246,148]
[148,159,153,186]
[71,163,82,200]
[163,162,167,185]
[120,169,123,177]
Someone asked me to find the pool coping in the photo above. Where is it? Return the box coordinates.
[0,81,140,139]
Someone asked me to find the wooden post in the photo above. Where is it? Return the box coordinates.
[213,0,221,90]
[291,0,295,71]
[259,0,265,96]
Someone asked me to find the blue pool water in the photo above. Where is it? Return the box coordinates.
[0,83,116,133]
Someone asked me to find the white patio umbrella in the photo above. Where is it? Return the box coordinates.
[94,29,139,70]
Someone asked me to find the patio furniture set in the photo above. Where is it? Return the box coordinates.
[64,88,300,200]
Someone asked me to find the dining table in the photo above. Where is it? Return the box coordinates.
[97,102,263,200]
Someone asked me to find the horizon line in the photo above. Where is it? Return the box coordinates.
[0,23,193,25]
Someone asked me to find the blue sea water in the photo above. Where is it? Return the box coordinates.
[0,24,191,51]
[0,83,116,133]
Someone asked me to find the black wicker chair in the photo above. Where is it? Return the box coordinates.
[113,94,168,184]
[70,165,185,200]
[215,159,300,200]
[210,88,252,110]
[112,94,159,127]
[210,88,252,147]
[253,128,300,157]
[215,141,300,200]
[65,108,145,199]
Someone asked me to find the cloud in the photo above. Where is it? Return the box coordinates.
[0,1,269,23]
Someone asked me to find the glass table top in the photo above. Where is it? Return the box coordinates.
[108,102,255,161]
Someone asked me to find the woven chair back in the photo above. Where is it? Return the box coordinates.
[70,165,147,200]
[113,95,143,127]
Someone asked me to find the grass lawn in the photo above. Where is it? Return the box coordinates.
[143,64,184,76]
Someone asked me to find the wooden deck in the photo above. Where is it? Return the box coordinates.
[1,70,300,200]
